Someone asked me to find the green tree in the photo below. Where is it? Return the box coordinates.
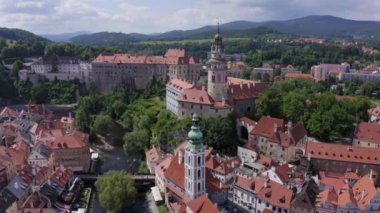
[12,60,23,79]
[282,92,307,122]
[95,171,137,213]
[123,129,150,154]
[31,84,49,104]
[93,115,113,136]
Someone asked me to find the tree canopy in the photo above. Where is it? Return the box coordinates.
[95,171,137,213]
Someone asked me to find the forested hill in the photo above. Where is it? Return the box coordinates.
[0,27,48,42]
[69,27,280,45]
[68,15,380,46]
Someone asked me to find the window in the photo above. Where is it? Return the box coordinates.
[198,170,201,178]
[198,183,201,191]
[212,75,215,83]
[198,156,201,165]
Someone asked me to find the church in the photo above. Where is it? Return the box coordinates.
[163,114,228,213]
[166,26,266,119]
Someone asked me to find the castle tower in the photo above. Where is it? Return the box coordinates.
[207,22,228,101]
[185,114,206,200]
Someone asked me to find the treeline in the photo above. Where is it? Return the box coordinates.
[255,78,372,141]
[0,39,122,62]
[245,40,378,71]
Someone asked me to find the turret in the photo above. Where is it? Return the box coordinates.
[207,22,228,101]
[185,114,206,200]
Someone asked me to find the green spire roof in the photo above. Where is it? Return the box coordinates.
[186,114,204,151]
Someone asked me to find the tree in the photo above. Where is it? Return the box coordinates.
[12,60,23,79]
[31,84,49,104]
[95,171,137,213]
[200,115,238,153]
[262,72,271,83]
[112,100,127,118]
[93,115,113,136]
[282,92,307,122]
[241,68,251,80]
[123,129,150,154]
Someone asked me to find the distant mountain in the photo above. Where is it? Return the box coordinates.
[69,27,279,45]
[41,31,91,42]
[70,32,144,46]
[0,27,48,41]
[258,15,380,38]
[69,15,380,46]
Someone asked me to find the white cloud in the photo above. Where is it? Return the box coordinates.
[0,0,379,34]
[15,1,45,9]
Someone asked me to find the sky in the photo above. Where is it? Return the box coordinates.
[0,0,380,35]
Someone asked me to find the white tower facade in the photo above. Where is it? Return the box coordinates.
[185,114,206,200]
[207,24,229,102]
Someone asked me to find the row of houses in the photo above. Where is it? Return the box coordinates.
[0,105,90,212]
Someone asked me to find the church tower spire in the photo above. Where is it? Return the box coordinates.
[207,21,229,102]
[185,114,206,200]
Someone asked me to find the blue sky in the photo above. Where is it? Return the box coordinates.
[0,0,379,34]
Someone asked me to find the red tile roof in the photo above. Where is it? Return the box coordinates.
[337,190,356,207]
[165,154,185,189]
[179,88,214,105]
[165,49,186,58]
[263,209,275,213]
[285,72,314,80]
[236,176,292,209]
[306,141,380,165]
[45,131,89,149]
[257,155,275,168]
[251,116,285,137]
[0,107,18,117]
[228,77,266,100]
[354,122,380,143]
[167,79,194,92]
[240,117,257,127]
[186,194,221,213]
[352,175,377,210]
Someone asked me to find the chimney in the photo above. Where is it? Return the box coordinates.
[178,150,183,165]
[14,182,19,190]
[219,182,223,189]
[247,83,250,89]
[273,123,278,133]
[60,164,64,172]
[222,97,225,107]
[69,112,72,119]
[307,152,311,161]
[287,121,292,134]
[240,81,243,89]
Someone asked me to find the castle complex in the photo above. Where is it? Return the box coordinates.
[90,49,202,92]
[166,28,266,118]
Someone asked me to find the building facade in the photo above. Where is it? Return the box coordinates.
[166,31,266,119]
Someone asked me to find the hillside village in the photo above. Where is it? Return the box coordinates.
[0,21,380,213]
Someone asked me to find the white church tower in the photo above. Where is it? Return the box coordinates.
[207,22,229,102]
[185,114,206,200]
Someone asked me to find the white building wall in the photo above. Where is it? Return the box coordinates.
[237,146,258,163]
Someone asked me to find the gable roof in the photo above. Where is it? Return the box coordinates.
[289,123,308,144]
[352,175,377,210]
[251,116,285,138]
[291,179,319,210]
[186,194,220,213]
